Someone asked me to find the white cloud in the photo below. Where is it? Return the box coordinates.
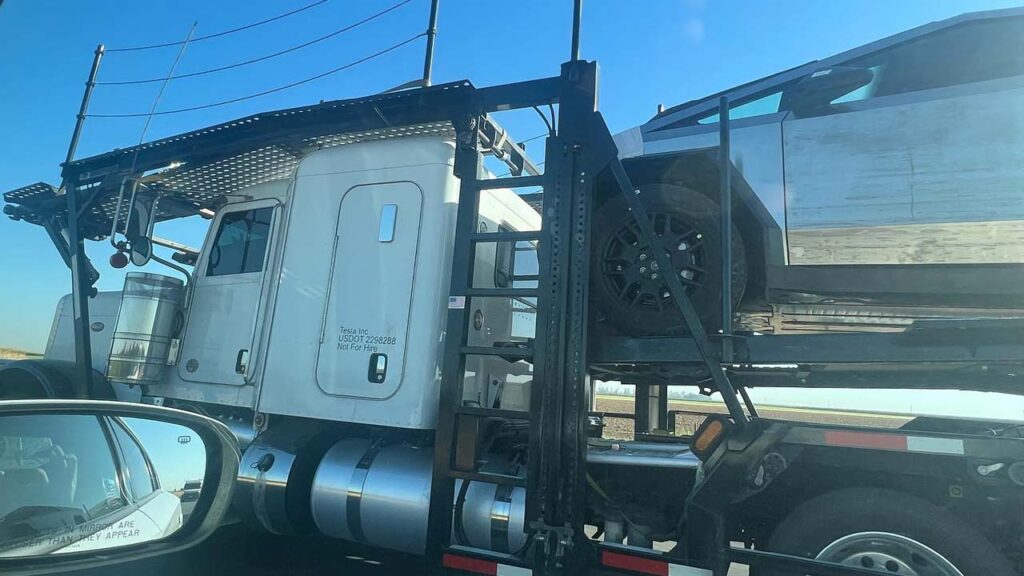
[682,17,706,43]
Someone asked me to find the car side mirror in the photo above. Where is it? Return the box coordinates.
[780,66,874,116]
[0,400,239,575]
[125,192,157,266]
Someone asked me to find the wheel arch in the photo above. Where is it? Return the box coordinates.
[754,484,1019,576]
[598,150,782,307]
[733,456,1016,557]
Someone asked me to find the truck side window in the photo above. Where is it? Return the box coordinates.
[207,207,273,276]
[495,224,515,288]
[108,418,158,501]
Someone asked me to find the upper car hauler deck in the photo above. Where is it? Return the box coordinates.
[5,8,1024,576]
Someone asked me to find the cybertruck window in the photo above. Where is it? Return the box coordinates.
[867,17,1024,97]
[829,16,1024,105]
[684,16,1024,126]
[697,91,784,124]
[207,207,273,276]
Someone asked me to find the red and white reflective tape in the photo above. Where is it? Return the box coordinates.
[601,550,712,576]
[443,553,531,576]
[821,430,965,456]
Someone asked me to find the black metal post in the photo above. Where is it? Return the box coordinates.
[422,0,439,87]
[657,383,669,430]
[570,0,582,61]
[718,96,733,364]
[63,44,105,399]
[634,383,651,436]
[738,384,759,418]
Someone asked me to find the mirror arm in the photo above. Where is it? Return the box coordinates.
[109,176,132,250]
[150,252,192,284]
[151,235,199,258]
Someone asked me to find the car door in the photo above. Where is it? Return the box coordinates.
[782,15,1024,265]
[178,200,279,387]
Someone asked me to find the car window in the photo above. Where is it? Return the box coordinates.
[0,415,126,541]
[685,16,1024,126]
[108,419,157,501]
[698,90,784,124]
[827,16,1024,106]
[206,207,273,277]
[872,17,1024,97]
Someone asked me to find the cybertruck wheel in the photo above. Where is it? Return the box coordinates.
[590,183,746,336]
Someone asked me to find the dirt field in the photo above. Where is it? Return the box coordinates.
[0,347,40,360]
[595,395,910,440]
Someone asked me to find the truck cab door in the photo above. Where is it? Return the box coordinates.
[177,200,278,387]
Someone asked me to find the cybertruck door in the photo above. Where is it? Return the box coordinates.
[783,16,1024,266]
[178,200,278,386]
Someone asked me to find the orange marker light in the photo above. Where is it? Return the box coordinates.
[693,418,726,459]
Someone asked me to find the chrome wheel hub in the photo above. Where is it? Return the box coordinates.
[816,532,962,576]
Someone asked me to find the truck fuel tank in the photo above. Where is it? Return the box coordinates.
[107,273,184,385]
[310,437,528,555]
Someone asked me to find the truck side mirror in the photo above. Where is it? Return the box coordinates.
[125,192,157,266]
[0,401,238,575]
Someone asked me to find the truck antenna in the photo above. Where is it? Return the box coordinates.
[570,0,583,61]
[422,0,440,86]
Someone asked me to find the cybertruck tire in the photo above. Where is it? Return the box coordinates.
[590,183,746,336]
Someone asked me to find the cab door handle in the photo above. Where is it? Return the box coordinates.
[235,349,249,374]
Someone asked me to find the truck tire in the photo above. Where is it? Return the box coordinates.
[590,184,746,335]
[0,360,114,400]
[765,488,1015,576]
[0,363,54,399]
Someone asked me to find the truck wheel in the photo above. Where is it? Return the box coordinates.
[590,184,746,335]
[0,361,115,400]
[765,488,1014,576]
[0,364,56,399]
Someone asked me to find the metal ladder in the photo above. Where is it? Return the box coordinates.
[425,60,603,575]
[427,60,751,576]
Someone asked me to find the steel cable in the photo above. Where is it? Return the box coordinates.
[106,0,329,53]
[97,0,414,85]
[87,33,425,118]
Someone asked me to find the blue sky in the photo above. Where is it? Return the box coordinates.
[1,0,1021,352]
[124,417,207,492]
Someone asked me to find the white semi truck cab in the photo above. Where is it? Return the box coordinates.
[33,130,545,554]
[103,135,538,427]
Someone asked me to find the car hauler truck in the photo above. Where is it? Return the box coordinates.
[4,5,1024,575]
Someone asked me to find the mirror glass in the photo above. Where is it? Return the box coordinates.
[0,414,208,557]
[125,192,157,266]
